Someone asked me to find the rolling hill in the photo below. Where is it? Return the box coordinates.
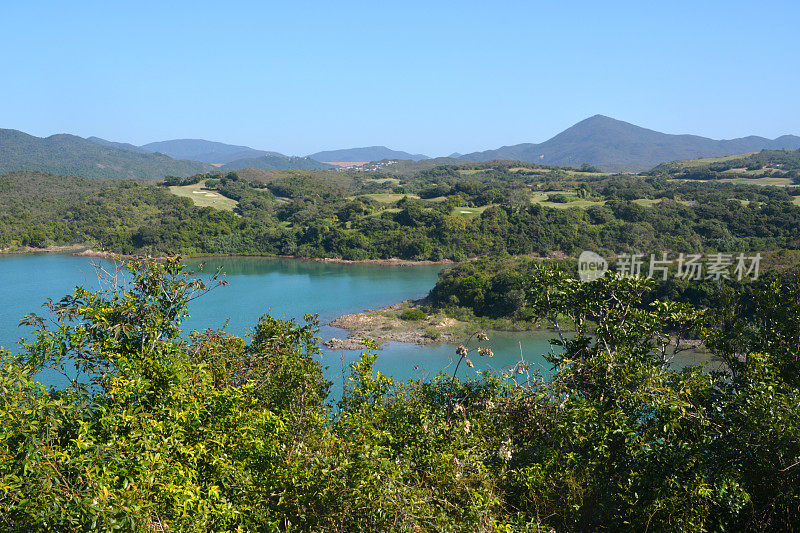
[86,136,151,153]
[459,115,800,171]
[139,139,280,164]
[307,146,429,162]
[221,155,335,172]
[0,129,212,179]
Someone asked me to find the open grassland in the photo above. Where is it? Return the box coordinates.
[458,169,489,175]
[670,176,795,187]
[716,176,795,187]
[671,153,759,168]
[453,205,491,217]
[169,182,238,211]
[354,193,448,204]
[358,193,420,203]
[365,177,401,185]
[632,198,696,207]
[529,192,605,209]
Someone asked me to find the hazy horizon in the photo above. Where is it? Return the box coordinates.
[2,1,798,156]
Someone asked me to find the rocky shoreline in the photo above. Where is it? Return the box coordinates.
[323,300,551,351]
[324,300,467,350]
[0,245,460,267]
[323,300,708,354]
[0,244,89,255]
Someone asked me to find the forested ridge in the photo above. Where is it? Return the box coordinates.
[0,129,211,179]
[3,158,800,260]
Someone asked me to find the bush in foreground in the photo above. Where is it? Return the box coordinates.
[1,258,799,531]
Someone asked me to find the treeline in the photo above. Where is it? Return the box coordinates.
[3,169,800,260]
[650,148,800,182]
[2,258,799,530]
[428,254,800,323]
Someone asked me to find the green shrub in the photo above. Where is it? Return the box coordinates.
[400,308,427,321]
[3,258,800,531]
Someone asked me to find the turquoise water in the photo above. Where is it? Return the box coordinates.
[0,255,716,395]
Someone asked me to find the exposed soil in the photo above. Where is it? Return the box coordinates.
[324,300,471,350]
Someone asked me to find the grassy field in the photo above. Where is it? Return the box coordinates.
[364,177,400,185]
[357,193,420,203]
[354,193,449,204]
[669,176,795,187]
[670,153,759,168]
[507,167,543,173]
[529,192,605,209]
[458,169,488,175]
[453,205,491,217]
[169,182,239,211]
[632,198,696,207]
[717,176,795,187]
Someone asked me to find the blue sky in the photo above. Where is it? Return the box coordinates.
[1,1,798,156]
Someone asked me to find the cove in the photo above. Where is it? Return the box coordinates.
[0,254,719,396]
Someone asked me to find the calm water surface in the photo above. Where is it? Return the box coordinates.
[0,254,718,396]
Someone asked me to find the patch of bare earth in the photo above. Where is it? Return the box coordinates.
[324,300,465,350]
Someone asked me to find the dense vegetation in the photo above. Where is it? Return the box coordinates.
[0,172,237,250]
[1,258,798,530]
[220,155,335,172]
[428,253,800,324]
[650,149,800,183]
[3,164,800,260]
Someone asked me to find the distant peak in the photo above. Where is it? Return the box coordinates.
[579,114,621,124]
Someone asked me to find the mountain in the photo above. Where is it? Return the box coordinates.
[459,115,800,171]
[88,137,334,170]
[87,136,151,154]
[0,129,212,179]
[139,139,279,164]
[307,146,429,162]
[221,155,336,172]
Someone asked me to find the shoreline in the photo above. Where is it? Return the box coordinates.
[323,300,709,354]
[324,299,549,350]
[0,246,459,267]
[0,244,90,255]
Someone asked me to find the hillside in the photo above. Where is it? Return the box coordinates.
[649,148,800,185]
[307,146,429,162]
[356,157,468,176]
[460,115,800,172]
[0,129,212,179]
[139,139,278,164]
[86,136,151,153]
[221,154,335,171]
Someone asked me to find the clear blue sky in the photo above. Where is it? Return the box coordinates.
[2,1,798,156]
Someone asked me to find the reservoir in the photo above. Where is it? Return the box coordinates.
[0,254,716,396]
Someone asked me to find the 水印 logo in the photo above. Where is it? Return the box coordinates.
[578,250,608,282]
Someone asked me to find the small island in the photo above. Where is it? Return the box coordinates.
[325,300,469,350]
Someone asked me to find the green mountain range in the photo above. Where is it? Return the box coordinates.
[0,129,211,179]
[5,116,799,180]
